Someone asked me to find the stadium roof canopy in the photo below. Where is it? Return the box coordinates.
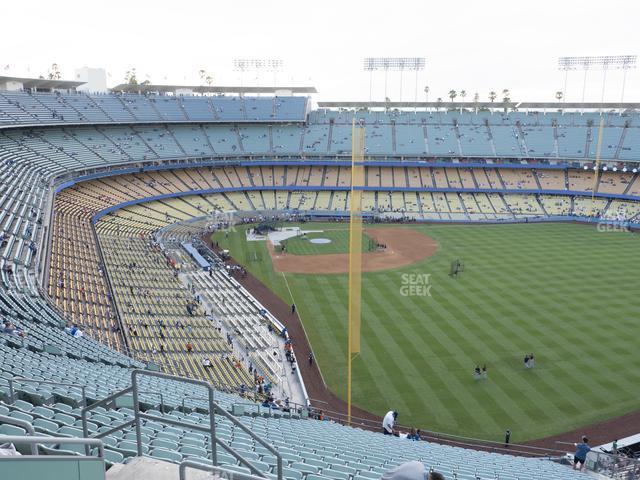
[0,75,86,90]
[318,101,640,110]
[110,83,317,94]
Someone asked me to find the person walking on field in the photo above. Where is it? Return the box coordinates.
[308,352,314,366]
[291,303,296,315]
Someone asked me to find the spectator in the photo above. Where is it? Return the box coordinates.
[202,357,211,368]
[1,321,24,337]
[407,428,419,441]
[308,352,314,366]
[186,342,193,353]
[68,325,83,338]
[573,436,591,471]
[382,410,398,436]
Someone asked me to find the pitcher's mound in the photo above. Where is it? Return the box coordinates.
[267,227,438,274]
[309,238,332,244]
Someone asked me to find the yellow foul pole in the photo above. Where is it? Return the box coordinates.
[348,120,365,425]
[589,117,605,217]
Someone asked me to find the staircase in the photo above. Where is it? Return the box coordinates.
[326,121,334,153]
[485,121,497,157]
[391,121,397,154]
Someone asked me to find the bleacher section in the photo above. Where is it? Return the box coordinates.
[2,118,640,165]
[187,270,282,386]
[97,234,253,390]
[0,92,308,125]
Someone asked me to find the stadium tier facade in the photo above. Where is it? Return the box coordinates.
[1,88,639,479]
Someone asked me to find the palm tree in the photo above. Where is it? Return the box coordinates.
[460,90,467,113]
[489,91,497,102]
[424,86,429,102]
[198,69,214,86]
[125,68,138,85]
[436,97,443,111]
[48,63,61,80]
[555,91,563,101]
[502,89,511,112]
[448,90,457,102]
[472,92,480,113]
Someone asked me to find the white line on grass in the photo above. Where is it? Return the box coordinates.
[281,271,327,387]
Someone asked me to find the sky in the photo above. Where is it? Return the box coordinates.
[2,0,639,103]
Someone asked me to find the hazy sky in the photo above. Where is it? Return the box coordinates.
[2,0,639,103]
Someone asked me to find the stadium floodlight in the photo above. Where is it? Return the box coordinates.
[233,58,284,71]
[363,57,426,102]
[233,58,284,87]
[558,55,637,106]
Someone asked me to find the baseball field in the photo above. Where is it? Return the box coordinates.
[212,222,640,442]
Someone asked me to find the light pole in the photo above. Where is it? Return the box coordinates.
[619,56,637,102]
[558,55,637,110]
[363,57,425,103]
[233,58,284,91]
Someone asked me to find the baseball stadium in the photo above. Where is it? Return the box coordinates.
[1,2,640,479]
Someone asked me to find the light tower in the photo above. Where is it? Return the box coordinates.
[233,58,284,89]
[363,57,425,102]
[558,55,637,108]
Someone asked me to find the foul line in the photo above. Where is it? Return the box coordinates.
[281,271,327,387]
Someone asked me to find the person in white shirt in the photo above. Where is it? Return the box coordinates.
[382,410,398,435]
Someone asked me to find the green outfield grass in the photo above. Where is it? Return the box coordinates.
[280,228,374,255]
[213,222,640,442]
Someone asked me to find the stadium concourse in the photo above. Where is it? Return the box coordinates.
[1,88,639,479]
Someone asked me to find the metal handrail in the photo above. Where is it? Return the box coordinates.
[8,376,87,407]
[81,385,134,455]
[232,400,304,419]
[214,397,283,479]
[314,407,566,458]
[0,435,104,458]
[138,390,165,412]
[131,369,283,480]
[180,395,210,413]
[556,444,640,479]
[0,414,37,454]
[180,459,267,480]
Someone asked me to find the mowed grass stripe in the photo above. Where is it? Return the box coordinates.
[360,279,470,429]
[437,285,562,426]
[214,223,640,440]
